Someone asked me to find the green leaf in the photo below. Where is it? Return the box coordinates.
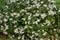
[56,0,60,4]
[0,0,7,8]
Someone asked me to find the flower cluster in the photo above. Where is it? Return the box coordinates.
[0,0,58,40]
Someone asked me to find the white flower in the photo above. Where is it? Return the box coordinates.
[22,18,26,20]
[26,0,29,4]
[9,18,13,20]
[26,12,30,15]
[22,35,24,40]
[33,0,37,4]
[28,16,31,20]
[33,21,38,24]
[3,24,9,31]
[24,25,28,29]
[13,12,17,15]
[6,15,9,19]
[9,0,16,3]
[19,30,24,34]
[14,28,20,33]
[41,1,44,4]
[5,25,9,30]
[29,26,33,29]
[28,14,32,20]
[46,20,50,26]
[43,4,47,7]
[0,13,4,19]
[30,35,34,38]
[40,38,44,40]
[1,26,4,30]
[42,30,44,32]
[33,19,40,24]
[3,18,8,22]
[28,21,30,24]
[58,9,60,12]
[35,38,38,40]
[18,36,21,39]
[0,20,3,23]
[37,19,40,22]
[41,13,47,19]
[36,3,40,8]
[25,7,32,9]
[25,21,27,24]
[48,10,56,15]
[48,5,53,9]
[41,24,44,26]
[5,12,8,14]
[12,20,17,24]
[52,4,56,8]
[48,39,50,40]
[14,25,17,27]
[43,32,47,36]
[37,30,40,32]
[48,0,55,3]
[35,33,39,36]
[3,31,8,34]
[5,6,8,8]
[12,35,15,37]
[15,13,20,17]
[33,13,40,16]
[20,9,27,13]
[32,5,36,7]
[53,29,56,31]
[11,12,20,17]
[32,31,35,34]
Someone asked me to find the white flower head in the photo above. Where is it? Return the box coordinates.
[0,20,3,23]
[18,36,21,39]
[48,10,56,15]
[33,13,40,16]
[48,0,55,2]
[37,19,40,22]
[41,1,44,4]
[3,31,8,34]
[40,38,44,40]
[36,3,40,8]
[43,32,47,36]
[3,18,8,22]
[22,35,25,40]
[41,13,47,19]
[5,25,9,30]
[1,26,4,30]
[0,14,4,19]
[46,20,50,26]
[43,4,47,7]
[9,18,13,20]
[14,28,20,33]
[12,20,17,24]
[58,9,60,12]
[9,0,16,3]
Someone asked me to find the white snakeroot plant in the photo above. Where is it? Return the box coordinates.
[0,0,57,40]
